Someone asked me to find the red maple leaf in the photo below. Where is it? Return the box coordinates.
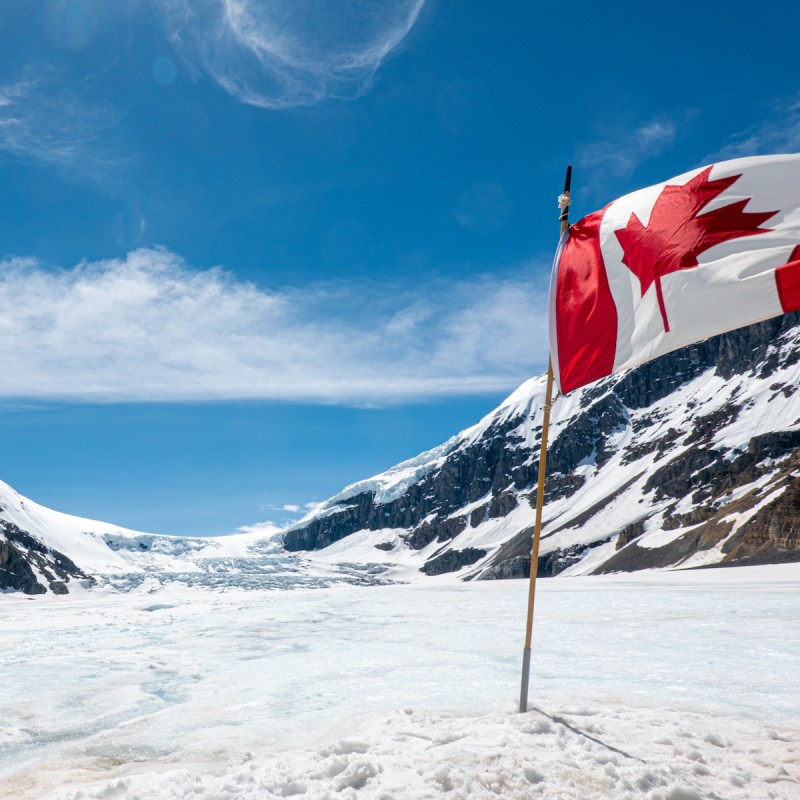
[614,167,777,331]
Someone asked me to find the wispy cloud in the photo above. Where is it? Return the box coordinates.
[577,115,678,179]
[0,76,125,178]
[233,520,285,537]
[708,97,800,162]
[157,0,425,108]
[0,248,548,403]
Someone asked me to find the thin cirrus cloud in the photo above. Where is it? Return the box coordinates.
[157,0,426,108]
[0,2,425,177]
[577,116,678,180]
[0,77,125,178]
[0,248,548,404]
[708,97,800,162]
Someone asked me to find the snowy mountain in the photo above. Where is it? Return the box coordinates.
[283,313,800,580]
[0,481,231,594]
[0,481,387,595]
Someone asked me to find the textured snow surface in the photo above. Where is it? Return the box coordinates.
[34,707,800,800]
[2,565,799,799]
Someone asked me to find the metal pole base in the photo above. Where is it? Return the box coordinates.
[519,647,532,713]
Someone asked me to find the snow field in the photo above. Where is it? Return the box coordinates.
[40,704,800,800]
[2,564,799,798]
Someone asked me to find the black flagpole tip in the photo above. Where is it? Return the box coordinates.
[564,165,572,195]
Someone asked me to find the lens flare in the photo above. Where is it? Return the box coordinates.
[44,0,101,51]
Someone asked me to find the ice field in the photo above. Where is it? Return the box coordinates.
[2,564,799,799]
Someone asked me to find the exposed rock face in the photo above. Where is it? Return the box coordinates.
[284,313,800,578]
[0,521,90,595]
[616,520,645,550]
[722,464,800,564]
[0,535,45,595]
[420,548,487,576]
[283,493,379,552]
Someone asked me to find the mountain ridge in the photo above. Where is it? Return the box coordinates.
[283,313,800,579]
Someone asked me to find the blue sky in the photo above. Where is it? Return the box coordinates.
[1,0,799,535]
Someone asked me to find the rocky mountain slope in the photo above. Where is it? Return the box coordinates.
[283,314,800,580]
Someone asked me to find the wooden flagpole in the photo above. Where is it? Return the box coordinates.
[519,165,571,714]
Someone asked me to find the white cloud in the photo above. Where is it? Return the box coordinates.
[0,77,124,176]
[0,248,548,403]
[157,0,425,108]
[709,98,800,162]
[233,520,285,537]
[577,115,677,179]
[281,504,301,513]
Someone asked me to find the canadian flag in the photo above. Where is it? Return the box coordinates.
[550,153,800,394]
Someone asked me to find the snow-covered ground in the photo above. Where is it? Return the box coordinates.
[2,565,799,799]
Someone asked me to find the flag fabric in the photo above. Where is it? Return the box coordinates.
[549,153,800,394]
